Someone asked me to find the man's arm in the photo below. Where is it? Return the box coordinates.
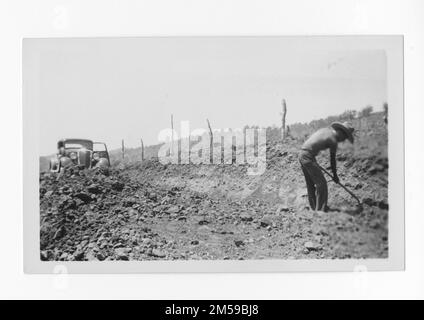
[330,145,339,184]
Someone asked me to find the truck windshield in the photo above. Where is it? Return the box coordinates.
[93,143,107,152]
[64,140,93,150]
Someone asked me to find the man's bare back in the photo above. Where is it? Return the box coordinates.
[301,127,338,156]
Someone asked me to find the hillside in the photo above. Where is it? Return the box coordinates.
[39,111,388,261]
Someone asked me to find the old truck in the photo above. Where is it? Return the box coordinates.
[49,138,110,172]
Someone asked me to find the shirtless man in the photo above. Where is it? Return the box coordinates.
[299,122,355,212]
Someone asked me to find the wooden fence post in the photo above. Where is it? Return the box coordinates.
[140,138,144,161]
[206,119,213,164]
[383,102,388,125]
[121,139,125,160]
[170,114,174,156]
[281,99,287,140]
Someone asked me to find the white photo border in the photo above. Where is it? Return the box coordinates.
[23,35,404,273]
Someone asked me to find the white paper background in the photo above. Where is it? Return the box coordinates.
[1,0,423,299]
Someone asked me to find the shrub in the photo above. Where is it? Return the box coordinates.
[359,105,373,118]
[339,110,357,121]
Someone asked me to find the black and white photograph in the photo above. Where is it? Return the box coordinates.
[22,36,404,272]
[5,0,424,302]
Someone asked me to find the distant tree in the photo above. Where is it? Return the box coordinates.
[359,105,373,118]
[383,102,388,124]
[339,109,357,121]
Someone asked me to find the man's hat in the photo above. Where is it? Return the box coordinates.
[331,121,355,143]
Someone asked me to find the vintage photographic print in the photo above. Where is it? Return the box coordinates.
[23,36,404,273]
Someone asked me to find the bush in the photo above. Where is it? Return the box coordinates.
[359,105,373,118]
[339,110,357,121]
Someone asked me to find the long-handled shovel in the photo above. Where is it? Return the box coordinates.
[317,164,363,211]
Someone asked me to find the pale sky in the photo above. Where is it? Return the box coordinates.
[32,37,387,155]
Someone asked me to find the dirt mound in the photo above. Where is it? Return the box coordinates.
[39,156,388,261]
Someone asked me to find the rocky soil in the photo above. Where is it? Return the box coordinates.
[39,114,388,261]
